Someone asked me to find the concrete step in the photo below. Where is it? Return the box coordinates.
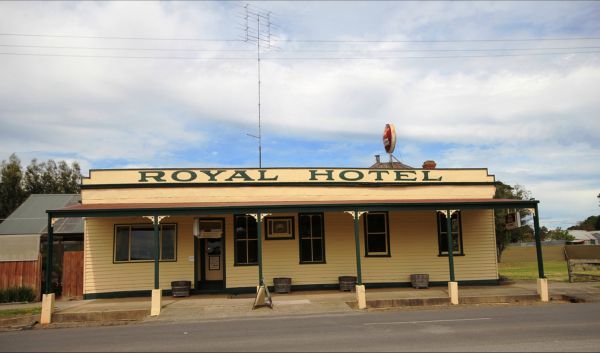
[366,294,541,308]
[51,309,149,323]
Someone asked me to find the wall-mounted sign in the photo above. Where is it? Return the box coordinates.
[383,123,396,154]
[208,256,220,271]
[265,217,294,240]
[505,212,521,230]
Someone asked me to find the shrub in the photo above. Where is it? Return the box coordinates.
[0,287,36,303]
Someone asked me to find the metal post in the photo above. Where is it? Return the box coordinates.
[257,212,263,285]
[446,210,456,282]
[353,211,363,285]
[533,205,545,278]
[153,216,160,290]
[193,236,198,290]
[45,215,54,294]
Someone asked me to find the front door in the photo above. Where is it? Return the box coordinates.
[203,237,223,289]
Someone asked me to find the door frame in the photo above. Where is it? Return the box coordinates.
[194,217,226,292]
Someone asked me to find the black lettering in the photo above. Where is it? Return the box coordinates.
[309,169,334,181]
[172,170,197,182]
[200,170,225,181]
[258,169,279,181]
[394,170,417,181]
[368,170,389,181]
[225,170,255,182]
[339,170,364,181]
[138,170,166,182]
[422,170,442,181]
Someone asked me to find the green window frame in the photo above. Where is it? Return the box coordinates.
[113,223,177,263]
[437,211,464,256]
[298,213,326,264]
[364,212,391,257]
[233,215,258,266]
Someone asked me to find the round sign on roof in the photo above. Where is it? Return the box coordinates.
[383,123,396,154]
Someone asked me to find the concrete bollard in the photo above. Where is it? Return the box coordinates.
[537,278,549,302]
[40,293,55,324]
[151,289,162,316]
[356,284,366,309]
[448,281,459,305]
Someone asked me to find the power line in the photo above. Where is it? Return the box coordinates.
[0,33,242,42]
[3,43,600,53]
[1,50,599,60]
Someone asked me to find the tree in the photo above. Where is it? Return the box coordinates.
[567,215,600,231]
[0,154,26,221]
[546,227,575,241]
[494,181,533,262]
[0,154,82,222]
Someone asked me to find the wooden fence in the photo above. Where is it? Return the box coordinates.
[61,251,83,299]
[0,254,42,301]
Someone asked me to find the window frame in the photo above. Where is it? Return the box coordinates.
[113,223,177,263]
[437,211,465,256]
[363,211,391,257]
[298,212,326,264]
[233,214,259,266]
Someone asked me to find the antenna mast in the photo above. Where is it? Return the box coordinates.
[242,4,274,168]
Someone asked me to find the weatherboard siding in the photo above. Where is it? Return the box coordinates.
[83,210,497,295]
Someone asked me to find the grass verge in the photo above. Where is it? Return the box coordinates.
[499,261,569,281]
[0,307,41,319]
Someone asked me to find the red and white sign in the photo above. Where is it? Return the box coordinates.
[383,123,396,154]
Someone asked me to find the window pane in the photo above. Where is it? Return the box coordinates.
[247,217,258,239]
[130,226,154,260]
[299,215,311,238]
[115,226,130,261]
[235,217,247,240]
[161,225,176,260]
[311,215,322,237]
[440,233,449,253]
[300,239,312,262]
[312,239,323,262]
[451,214,460,233]
[247,240,258,264]
[368,234,387,253]
[368,214,386,233]
[236,240,247,264]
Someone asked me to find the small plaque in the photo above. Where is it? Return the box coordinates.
[208,255,220,270]
[188,256,194,262]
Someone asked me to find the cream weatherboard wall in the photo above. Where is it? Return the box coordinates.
[83,216,195,296]
[84,210,497,295]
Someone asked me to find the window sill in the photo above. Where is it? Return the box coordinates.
[365,254,391,258]
[437,254,465,257]
[299,261,327,265]
[233,263,258,267]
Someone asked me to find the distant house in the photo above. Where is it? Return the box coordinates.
[567,230,600,245]
[0,194,83,297]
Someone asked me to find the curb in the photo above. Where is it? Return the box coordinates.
[0,314,38,332]
[365,295,541,309]
[51,309,149,323]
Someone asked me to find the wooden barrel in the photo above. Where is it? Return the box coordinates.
[171,280,191,297]
[410,274,429,289]
[273,277,292,293]
[338,276,357,291]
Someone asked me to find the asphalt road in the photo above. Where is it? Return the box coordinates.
[2,303,600,352]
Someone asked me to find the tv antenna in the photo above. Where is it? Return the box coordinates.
[240,3,277,168]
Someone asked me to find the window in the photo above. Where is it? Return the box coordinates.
[234,215,258,265]
[114,224,177,262]
[299,213,325,263]
[437,211,463,255]
[364,212,390,256]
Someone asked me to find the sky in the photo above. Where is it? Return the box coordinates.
[0,1,599,229]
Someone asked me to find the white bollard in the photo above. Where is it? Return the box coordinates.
[40,293,55,324]
[151,289,162,316]
[356,285,367,309]
[537,278,549,302]
[448,281,459,305]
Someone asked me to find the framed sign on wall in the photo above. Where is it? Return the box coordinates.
[265,217,295,240]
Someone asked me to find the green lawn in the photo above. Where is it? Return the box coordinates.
[499,261,569,281]
[0,307,41,319]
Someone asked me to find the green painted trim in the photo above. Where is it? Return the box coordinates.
[49,200,540,219]
[436,211,464,256]
[233,214,259,267]
[80,181,498,190]
[353,211,363,285]
[196,218,226,290]
[533,204,545,278]
[446,209,456,282]
[45,216,53,294]
[257,212,263,285]
[83,289,173,300]
[112,223,178,264]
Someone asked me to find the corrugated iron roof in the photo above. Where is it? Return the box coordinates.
[0,194,83,235]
